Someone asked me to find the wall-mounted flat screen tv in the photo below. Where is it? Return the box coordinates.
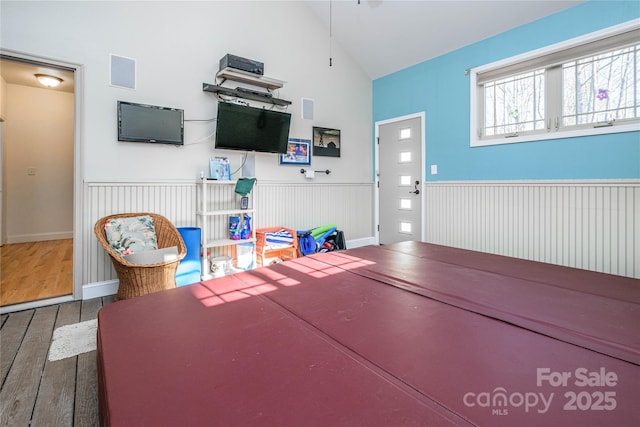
[118,101,184,145]
[215,102,291,154]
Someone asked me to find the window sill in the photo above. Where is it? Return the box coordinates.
[471,122,640,148]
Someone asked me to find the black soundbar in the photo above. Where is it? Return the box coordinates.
[202,83,291,107]
[235,87,273,98]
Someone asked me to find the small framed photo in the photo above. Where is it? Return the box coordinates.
[280,138,311,165]
[240,197,249,210]
[313,126,340,157]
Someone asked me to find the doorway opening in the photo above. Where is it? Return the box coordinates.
[0,55,76,308]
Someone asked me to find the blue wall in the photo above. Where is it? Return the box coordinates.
[373,1,640,181]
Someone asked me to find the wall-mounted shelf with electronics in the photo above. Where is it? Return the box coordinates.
[202,83,291,106]
[203,67,291,106]
[217,67,284,90]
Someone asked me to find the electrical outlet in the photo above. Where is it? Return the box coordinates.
[27,167,36,176]
[430,164,438,175]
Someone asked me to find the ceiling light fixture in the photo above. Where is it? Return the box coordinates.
[35,74,63,88]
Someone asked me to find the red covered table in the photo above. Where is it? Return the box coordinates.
[97,242,640,426]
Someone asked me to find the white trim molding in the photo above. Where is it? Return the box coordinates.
[1,48,86,302]
[0,295,74,315]
[374,112,427,244]
[470,19,640,147]
[6,231,73,244]
[82,280,118,301]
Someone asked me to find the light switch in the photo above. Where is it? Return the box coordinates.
[27,167,36,176]
[430,164,438,175]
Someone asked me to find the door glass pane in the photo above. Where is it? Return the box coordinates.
[400,175,411,186]
[400,128,411,139]
[399,199,412,210]
[399,221,412,233]
[399,151,412,163]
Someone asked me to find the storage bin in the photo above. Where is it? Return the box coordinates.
[255,227,298,268]
[176,227,201,286]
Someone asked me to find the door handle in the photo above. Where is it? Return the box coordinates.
[410,180,420,195]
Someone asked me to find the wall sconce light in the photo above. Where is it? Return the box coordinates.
[35,74,63,88]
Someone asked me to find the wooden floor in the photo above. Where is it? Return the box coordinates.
[0,296,114,427]
[1,239,74,307]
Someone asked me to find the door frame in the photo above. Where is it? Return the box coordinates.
[374,112,426,244]
[1,48,85,308]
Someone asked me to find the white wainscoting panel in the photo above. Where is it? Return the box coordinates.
[84,181,197,286]
[83,181,374,287]
[424,180,639,279]
[256,182,374,237]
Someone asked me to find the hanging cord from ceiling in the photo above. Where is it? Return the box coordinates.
[329,0,333,67]
[330,0,362,67]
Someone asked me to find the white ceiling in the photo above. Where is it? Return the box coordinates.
[304,0,586,79]
[0,1,585,91]
[0,58,75,93]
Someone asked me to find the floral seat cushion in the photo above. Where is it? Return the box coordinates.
[104,215,158,256]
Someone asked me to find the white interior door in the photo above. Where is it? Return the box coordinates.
[377,115,424,244]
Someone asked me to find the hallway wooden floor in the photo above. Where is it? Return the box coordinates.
[0,296,114,426]
[1,239,73,307]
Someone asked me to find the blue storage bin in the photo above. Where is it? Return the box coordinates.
[176,227,201,286]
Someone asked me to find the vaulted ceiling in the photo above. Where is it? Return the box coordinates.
[304,0,586,79]
[1,1,586,91]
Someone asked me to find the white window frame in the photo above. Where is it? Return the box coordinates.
[470,20,640,148]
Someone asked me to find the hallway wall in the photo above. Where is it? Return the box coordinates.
[5,84,73,243]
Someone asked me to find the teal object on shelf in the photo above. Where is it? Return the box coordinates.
[235,177,256,196]
[176,227,201,286]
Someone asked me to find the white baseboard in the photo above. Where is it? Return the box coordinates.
[0,295,74,314]
[7,231,73,244]
[346,237,377,248]
[82,280,118,300]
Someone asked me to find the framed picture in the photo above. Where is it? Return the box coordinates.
[313,127,341,157]
[279,138,311,165]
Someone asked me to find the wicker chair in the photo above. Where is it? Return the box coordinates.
[94,212,187,300]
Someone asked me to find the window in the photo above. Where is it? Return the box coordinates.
[471,22,640,147]
[484,69,545,137]
[563,45,638,126]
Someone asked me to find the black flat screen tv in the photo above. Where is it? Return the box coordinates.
[117,101,184,145]
[215,102,291,154]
